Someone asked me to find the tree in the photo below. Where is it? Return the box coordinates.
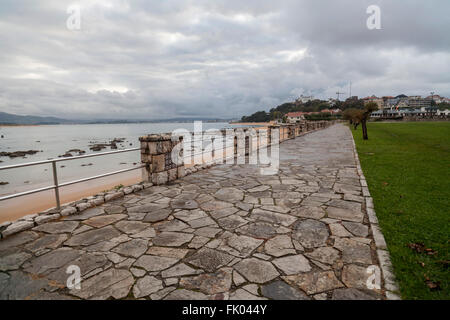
[343,108,363,129]
[437,102,450,110]
[240,111,271,122]
[343,103,378,139]
[271,111,282,121]
[342,98,364,110]
[361,102,378,140]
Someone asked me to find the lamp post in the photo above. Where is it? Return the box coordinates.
[430,91,435,116]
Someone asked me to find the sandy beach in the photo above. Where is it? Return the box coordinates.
[229,122,272,126]
[0,170,143,224]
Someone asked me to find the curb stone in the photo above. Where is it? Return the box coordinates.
[349,132,401,300]
[0,181,153,239]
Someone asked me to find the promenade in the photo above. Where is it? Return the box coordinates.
[0,124,390,300]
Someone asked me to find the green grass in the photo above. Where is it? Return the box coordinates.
[351,122,449,300]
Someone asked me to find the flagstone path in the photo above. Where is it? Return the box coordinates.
[0,124,388,300]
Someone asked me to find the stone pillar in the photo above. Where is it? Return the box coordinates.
[281,126,285,140]
[287,125,295,139]
[245,135,250,156]
[268,126,276,145]
[299,122,304,134]
[139,133,185,185]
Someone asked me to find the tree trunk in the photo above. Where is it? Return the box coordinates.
[362,120,368,140]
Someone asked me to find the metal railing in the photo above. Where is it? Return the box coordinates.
[0,147,143,210]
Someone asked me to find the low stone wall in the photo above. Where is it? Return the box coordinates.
[0,181,153,239]
[139,120,334,185]
[0,120,335,239]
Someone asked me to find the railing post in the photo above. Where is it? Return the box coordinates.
[139,133,185,185]
[51,161,61,210]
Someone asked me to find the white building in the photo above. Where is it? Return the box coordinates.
[286,112,306,123]
[296,95,314,104]
[436,109,450,116]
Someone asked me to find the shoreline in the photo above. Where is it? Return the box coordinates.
[1,121,234,127]
[0,170,143,224]
[229,122,272,126]
[0,124,41,127]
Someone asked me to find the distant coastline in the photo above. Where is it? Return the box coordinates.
[230,122,269,125]
[0,123,41,127]
[0,111,235,126]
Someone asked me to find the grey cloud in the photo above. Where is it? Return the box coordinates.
[0,0,449,120]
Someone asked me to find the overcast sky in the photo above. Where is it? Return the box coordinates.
[0,0,449,120]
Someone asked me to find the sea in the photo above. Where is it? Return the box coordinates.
[0,122,246,197]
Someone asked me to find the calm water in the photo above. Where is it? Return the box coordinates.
[0,122,243,196]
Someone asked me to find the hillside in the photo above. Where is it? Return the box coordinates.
[0,112,74,125]
[241,99,334,122]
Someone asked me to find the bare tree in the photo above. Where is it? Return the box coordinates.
[343,108,362,130]
[361,102,378,140]
[343,103,378,139]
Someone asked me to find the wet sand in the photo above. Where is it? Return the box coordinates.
[230,122,271,126]
[0,170,143,224]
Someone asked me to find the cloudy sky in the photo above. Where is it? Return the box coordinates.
[0,0,449,120]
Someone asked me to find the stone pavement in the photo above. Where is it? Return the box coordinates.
[0,124,388,300]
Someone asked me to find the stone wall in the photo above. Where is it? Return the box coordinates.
[139,120,334,185]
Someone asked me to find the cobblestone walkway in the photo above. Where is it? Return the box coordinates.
[0,124,387,300]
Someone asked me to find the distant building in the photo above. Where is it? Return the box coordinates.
[381,96,395,109]
[396,100,409,109]
[365,94,448,111]
[286,112,306,123]
[426,95,449,104]
[328,98,337,106]
[362,95,384,110]
[295,95,314,104]
[371,107,449,118]
[384,97,399,109]
[320,109,341,114]
[436,109,450,116]
[408,98,431,108]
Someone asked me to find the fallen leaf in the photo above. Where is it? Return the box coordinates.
[407,242,437,255]
[425,280,441,291]
[425,248,437,255]
[408,242,426,253]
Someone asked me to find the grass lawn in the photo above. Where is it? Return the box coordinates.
[351,121,449,300]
